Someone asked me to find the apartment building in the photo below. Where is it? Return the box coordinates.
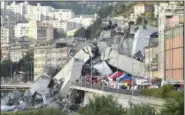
[5,2,28,22]
[53,9,74,21]
[164,25,184,83]
[1,46,10,60]
[14,23,29,38]
[69,14,97,29]
[34,45,69,80]
[14,21,54,41]
[1,27,10,47]
[9,44,30,62]
[42,20,68,32]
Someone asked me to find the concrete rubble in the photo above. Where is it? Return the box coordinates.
[1,18,158,113]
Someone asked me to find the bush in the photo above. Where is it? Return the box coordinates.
[126,102,158,115]
[141,84,178,98]
[79,95,126,115]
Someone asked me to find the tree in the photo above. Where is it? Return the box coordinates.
[79,95,126,115]
[161,90,184,115]
[0,59,14,77]
[74,27,87,38]
[126,102,158,115]
[74,18,102,39]
[97,5,114,18]
[15,49,34,81]
[145,11,153,25]
[54,28,66,39]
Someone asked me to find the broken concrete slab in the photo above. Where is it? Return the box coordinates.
[58,58,84,98]
[1,97,10,105]
[132,25,157,57]
[29,77,51,96]
[7,90,22,100]
[93,61,113,76]
[19,100,29,109]
[99,30,112,40]
[101,47,145,77]
[47,101,60,109]
[54,45,94,81]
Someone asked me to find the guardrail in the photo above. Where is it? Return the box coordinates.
[0,84,32,91]
[71,80,141,96]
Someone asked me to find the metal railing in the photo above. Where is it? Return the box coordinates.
[71,79,141,96]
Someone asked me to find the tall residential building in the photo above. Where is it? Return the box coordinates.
[1,46,10,60]
[53,9,74,21]
[158,4,184,80]
[34,45,69,80]
[1,27,10,47]
[164,25,184,83]
[9,43,30,62]
[6,1,27,22]
[42,20,68,32]
[69,14,97,29]
[14,23,29,38]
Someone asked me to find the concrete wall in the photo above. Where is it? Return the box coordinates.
[72,86,164,109]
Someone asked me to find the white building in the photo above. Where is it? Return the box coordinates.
[69,14,97,29]
[6,1,28,22]
[14,21,53,41]
[1,27,10,47]
[26,3,55,21]
[14,23,29,38]
[53,9,74,21]
[42,20,68,32]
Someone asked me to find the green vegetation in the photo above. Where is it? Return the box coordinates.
[126,102,157,115]
[111,3,136,17]
[0,59,14,77]
[1,108,66,115]
[0,49,34,81]
[27,2,107,15]
[17,49,34,75]
[79,95,126,115]
[97,5,114,18]
[161,90,184,115]
[74,18,102,39]
[141,84,183,98]
[79,95,158,115]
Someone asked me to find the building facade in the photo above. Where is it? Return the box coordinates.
[1,27,10,47]
[1,46,10,60]
[144,45,159,79]
[14,23,29,38]
[164,25,184,83]
[34,45,69,80]
[9,44,30,62]
[158,4,184,80]
[14,21,54,41]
